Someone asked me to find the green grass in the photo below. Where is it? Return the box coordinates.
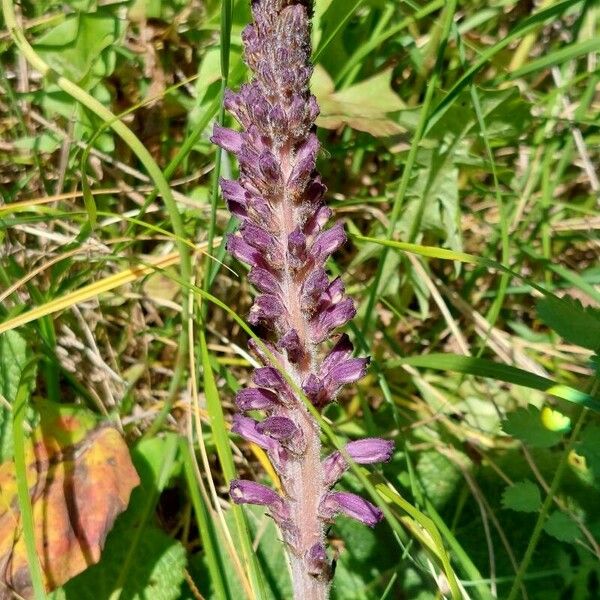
[1,0,599,599]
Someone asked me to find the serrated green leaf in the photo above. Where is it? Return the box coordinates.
[416,451,461,509]
[427,86,531,143]
[536,295,600,352]
[502,480,542,512]
[502,405,564,448]
[543,511,580,543]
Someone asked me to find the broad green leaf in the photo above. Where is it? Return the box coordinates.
[129,0,190,21]
[502,405,564,448]
[536,295,600,352]
[68,0,97,10]
[0,331,28,461]
[51,523,186,600]
[416,451,461,509]
[403,160,461,251]
[427,86,531,143]
[330,517,392,600]
[49,433,183,599]
[501,480,542,513]
[34,11,123,84]
[13,132,62,153]
[543,512,580,543]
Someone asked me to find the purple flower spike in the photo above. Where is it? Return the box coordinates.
[213,0,394,595]
[279,329,304,362]
[248,294,286,326]
[319,492,383,527]
[249,267,281,295]
[327,357,370,386]
[312,298,357,343]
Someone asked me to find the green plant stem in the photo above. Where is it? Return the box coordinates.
[13,361,46,600]
[458,32,510,356]
[199,330,265,600]
[180,439,229,600]
[506,408,588,600]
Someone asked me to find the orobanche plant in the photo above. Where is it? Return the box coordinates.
[211,1,394,597]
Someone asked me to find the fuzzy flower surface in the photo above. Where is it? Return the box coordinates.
[211,1,394,597]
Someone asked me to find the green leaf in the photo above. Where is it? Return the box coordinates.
[330,517,389,600]
[416,451,461,509]
[509,37,600,79]
[34,11,123,84]
[502,405,564,448]
[404,161,462,252]
[501,480,542,513]
[536,295,600,352]
[13,132,62,153]
[0,331,28,461]
[543,511,580,543]
[50,522,186,600]
[49,434,185,599]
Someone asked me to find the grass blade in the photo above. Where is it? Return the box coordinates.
[12,360,46,600]
[387,353,599,410]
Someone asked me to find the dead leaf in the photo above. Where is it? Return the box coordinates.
[312,66,406,137]
[0,404,139,599]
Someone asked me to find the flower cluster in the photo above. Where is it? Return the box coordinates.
[211,0,394,596]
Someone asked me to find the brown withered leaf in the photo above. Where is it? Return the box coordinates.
[312,65,406,137]
[0,404,139,599]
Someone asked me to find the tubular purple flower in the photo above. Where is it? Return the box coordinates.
[322,438,395,487]
[319,491,383,527]
[230,480,290,523]
[235,387,279,411]
[212,1,394,597]
[231,414,279,453]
